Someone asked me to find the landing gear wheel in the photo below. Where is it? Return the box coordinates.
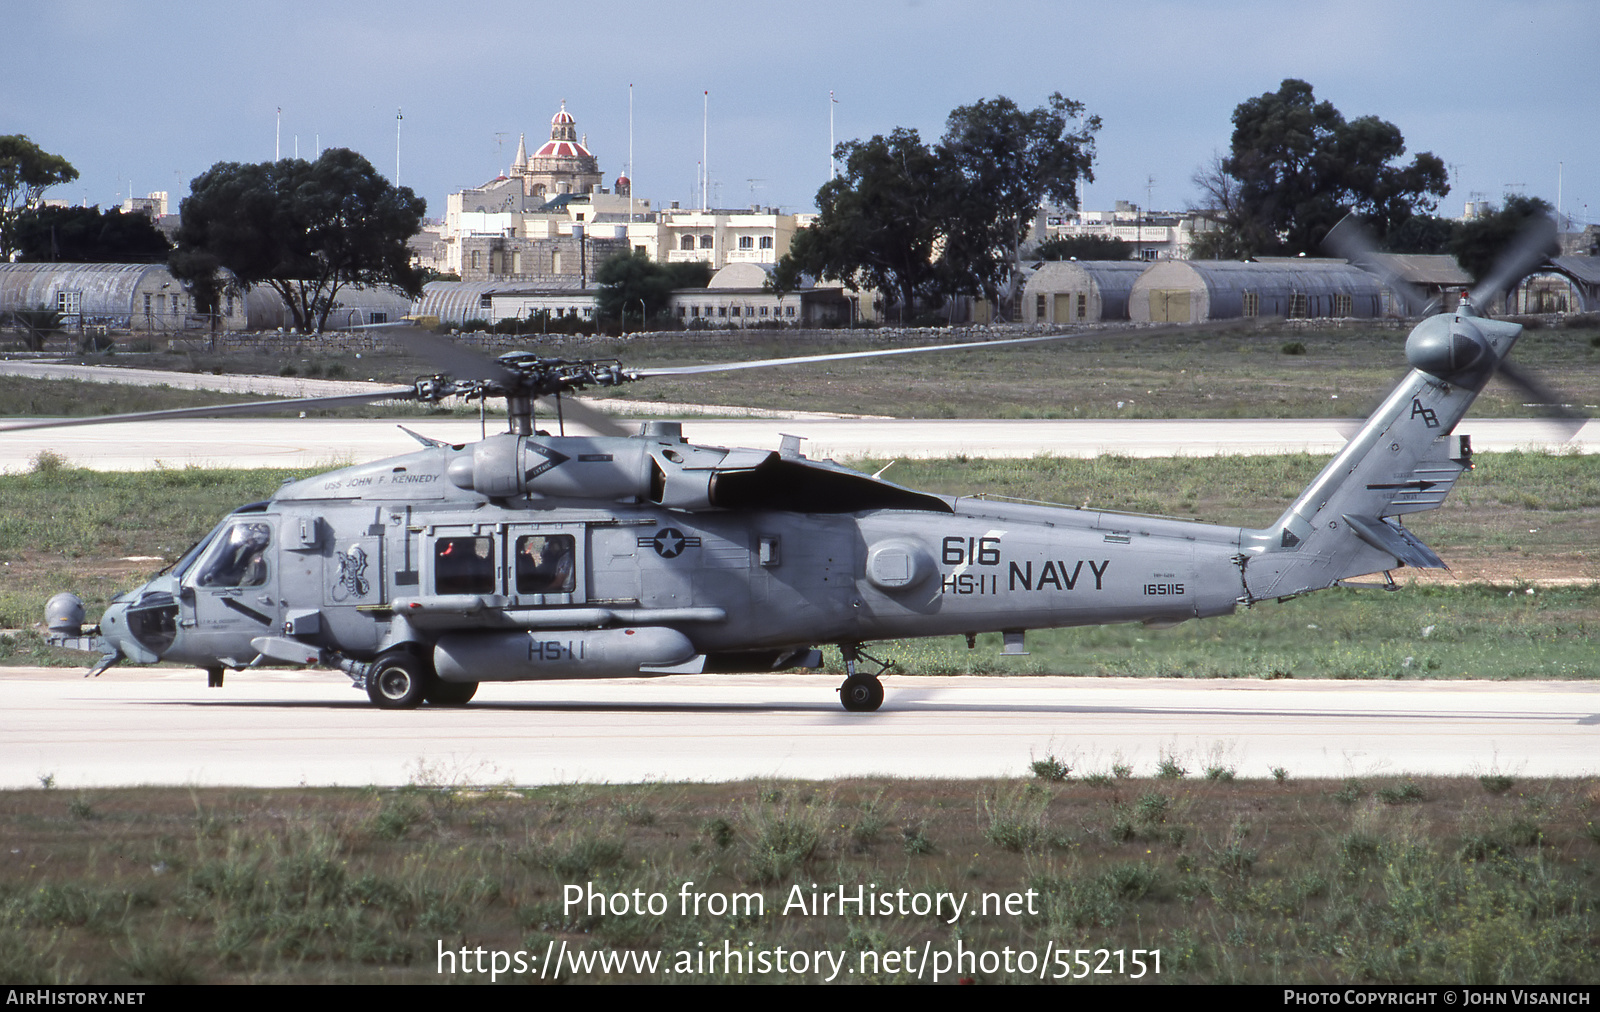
[366,651,431,710]
[425,680,479,706]
[838,674,884,712]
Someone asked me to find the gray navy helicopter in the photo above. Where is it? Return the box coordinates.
[12,217,1576,711]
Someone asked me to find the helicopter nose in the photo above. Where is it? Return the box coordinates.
[96,589,177,665]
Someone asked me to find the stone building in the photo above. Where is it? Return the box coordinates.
[440,102,654,276]
[457,231,626,285]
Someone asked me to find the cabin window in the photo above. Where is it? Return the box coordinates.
[515,535,575,595]
[1334,293,1352,318]
[1242,291,1259,317]
[196,522,272,588]
[434,536,495,595]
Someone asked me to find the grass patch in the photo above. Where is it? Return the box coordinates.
[2,777,1596,983]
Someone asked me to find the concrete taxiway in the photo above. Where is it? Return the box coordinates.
[3,416,1594,473]
[5,668,1596,788]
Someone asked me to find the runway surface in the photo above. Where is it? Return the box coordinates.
[2,359,1593,467]
[6,667,1596,788]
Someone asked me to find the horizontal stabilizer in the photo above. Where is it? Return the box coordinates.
[1341,515,1447,569]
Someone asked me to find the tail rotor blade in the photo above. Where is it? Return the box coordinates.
[1494,357,1588,443]
[1470,213,1558,310]
[1323,212,1430,316]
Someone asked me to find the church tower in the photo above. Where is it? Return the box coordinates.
[513,101,602,200]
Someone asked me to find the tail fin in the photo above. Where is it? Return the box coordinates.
[1239,308,1521,601]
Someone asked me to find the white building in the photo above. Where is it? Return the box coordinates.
[667,263,848,327]
[1036,201,1212,261]
[652,207,799,270]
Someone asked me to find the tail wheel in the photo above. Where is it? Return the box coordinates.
[367,651,432,710]
[838,674,885,712]
[425,680,479,706]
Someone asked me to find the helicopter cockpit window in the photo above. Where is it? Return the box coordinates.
[515,535,575,595]
[195,522,272,588]
[435,536,495,595]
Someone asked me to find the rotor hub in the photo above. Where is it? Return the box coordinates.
[1405,314,1490,380]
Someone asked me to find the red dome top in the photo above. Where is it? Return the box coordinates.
[534,139,592,159]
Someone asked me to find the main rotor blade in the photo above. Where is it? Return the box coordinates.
[397,331,518,385]
[0,388,418,433]
[631,319,1273,379]
[1471,213,1558,309]
[535,395,631,437]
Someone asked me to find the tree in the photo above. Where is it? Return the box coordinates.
[0,135,79,261]
[1380,213,1459,255]
[938,94,1099,313]
[170,149,426,332]
[595,250,710,329]
[1033,234,1131,261]
[11,205,170,263]
[1187,152,1252,259]
[1198,80,1448,256]
[1448,195,1557,285]
[774,128,949,318]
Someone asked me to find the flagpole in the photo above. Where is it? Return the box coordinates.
[396,108,403,186]
[628,83,634,224]
[702,90,708,212]
[829,91,836,180]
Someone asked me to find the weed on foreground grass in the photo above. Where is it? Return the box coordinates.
[2,775,1597,985]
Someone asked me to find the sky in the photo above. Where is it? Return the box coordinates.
[6,0,1596,230]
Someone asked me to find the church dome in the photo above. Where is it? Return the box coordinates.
[536,99,588,158]
[534,137,592,159]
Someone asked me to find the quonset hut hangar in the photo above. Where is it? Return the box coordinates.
[1129,260,1386,323]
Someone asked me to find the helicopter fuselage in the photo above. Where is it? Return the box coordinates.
[87,429,1252,690]
[46,298,1523,711]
